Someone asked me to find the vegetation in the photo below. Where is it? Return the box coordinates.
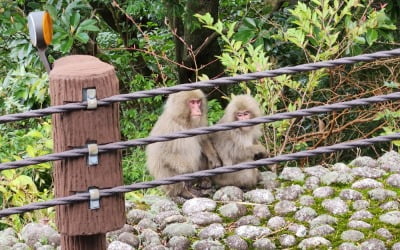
[0,0,399,229]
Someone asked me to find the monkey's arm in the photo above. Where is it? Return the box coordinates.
[200,136,222,168]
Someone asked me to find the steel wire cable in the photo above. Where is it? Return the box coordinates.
[0,48,399,124]
[0,132,399,217]
[1,91,399,171]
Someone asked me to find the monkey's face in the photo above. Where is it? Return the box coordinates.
[189,98,203,123]
[236,110,253,132]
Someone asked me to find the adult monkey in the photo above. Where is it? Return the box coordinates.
[211,94,268,188]
[146,90,221,198]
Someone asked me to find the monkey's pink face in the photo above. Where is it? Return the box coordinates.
[236,111,251,121]
[189,99,202,117]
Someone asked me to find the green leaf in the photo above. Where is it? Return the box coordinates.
[70,12,80,28]
[60,36,74,53]
[365,29,378,45]
[233,30,255,43]
[243,17,257,29]
[78,19,100,32]
[75,32,89,43]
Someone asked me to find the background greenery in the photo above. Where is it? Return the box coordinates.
[0,0,399,229]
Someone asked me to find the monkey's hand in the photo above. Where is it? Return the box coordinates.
[251,144,268,161]
[208,155,222,169]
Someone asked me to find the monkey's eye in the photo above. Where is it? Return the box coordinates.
[189,99,201,105]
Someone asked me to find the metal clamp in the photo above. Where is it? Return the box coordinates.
[83,88,97,109]
[89,188,100,210]
[87,143,98,166]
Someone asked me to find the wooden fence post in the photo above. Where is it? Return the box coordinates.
[49,55,125,249]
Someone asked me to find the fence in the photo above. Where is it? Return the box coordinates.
[0,48,399,249]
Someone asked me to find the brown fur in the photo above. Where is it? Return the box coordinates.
[211,95,267,188]
[146,90,220,197]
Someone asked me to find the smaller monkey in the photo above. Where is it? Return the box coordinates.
[211,95,268,188]
[146,90,220,198]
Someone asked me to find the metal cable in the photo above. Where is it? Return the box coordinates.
[0,132,399,217]
[1,48,399,124]
[1,91,399,171]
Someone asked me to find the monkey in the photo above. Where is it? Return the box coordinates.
[211,94,268,189]
[146,89,221,198]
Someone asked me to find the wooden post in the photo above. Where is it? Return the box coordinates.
[49,55,125,249]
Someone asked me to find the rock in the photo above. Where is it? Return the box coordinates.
[225,235,248,250]
[304,165,330,177]
[167,236,190,250]
[298,237,331,249]
[352,200,370,210]
[140,229,161,246]
[332,162,351,172]
[392,242,400,250]
[321,171,354,185]
[160,215,186,230]
[350,156,378,168]
[305,176,320,190]
[127,209,153,224]
[288,223,307,237]
[162,223,196,238]
[153,210,181,224]
[244,189,275,204]
[182,198,216,215]
[379,211,400,225]
[341,230,365,242]
[235,215,261,226]
[299,195,315,206]
[279,234,296,247]
[192,240,224,250]
[322,197,349,215]
[274,200,297,215]
[150,199,179,213]
[294,207,317,222]
[199,223,225,240]
[338,242,359,250]
[279,167,305,181]
[368,188,396,201]
[350,210,374,220]
[235,226,271,239]
[260,172,281,190]
[36,245,55,250]
[253,238,276,250]
[309,224,335,236]
[313,186,334,198]
[340,189,363,200]
[107,224,135,240]
[375,228,392,240]
[276,185,304,200]
[0,228,18,248]
[348,220,372,229]
[310,214,338,228]
[377,151,400,172]
[360,238,385,250]
[107,241,134,250]
[380,201,400,210]
[188,211,222,226]
[118,232,139,248]
[352,178,383,189]
[266,216,286,230]
[253,204,271,219]
[386,174,400,187]
[138,218,158,231]
[20,223,59,247]
[213,186,244,201]
[218,203,247,219]
[352,167,385,179]
[142,244,167,250]
[11,243,30,250]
